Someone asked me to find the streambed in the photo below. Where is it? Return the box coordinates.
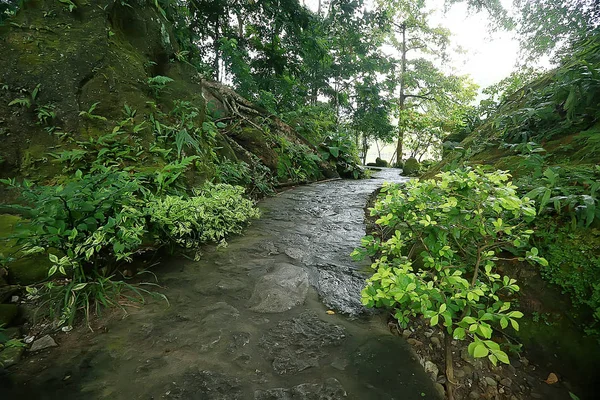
[3,168,439,399]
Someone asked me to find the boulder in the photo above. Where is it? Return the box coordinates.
[249,263,308,313]
[403,157,421,176]
[29,334,57,352]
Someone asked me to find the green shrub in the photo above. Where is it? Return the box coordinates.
[2,172,260,328]
[148,183,260,249]
[276,138,322,183]
[353,167,547,383]
[320,133,364,179]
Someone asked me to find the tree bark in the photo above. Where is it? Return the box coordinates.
[394,22,407,165]
[445,331,455,400]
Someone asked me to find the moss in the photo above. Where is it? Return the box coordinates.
[0,304,18,327]
[403,157,420,176]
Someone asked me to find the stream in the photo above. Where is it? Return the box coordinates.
[2,168,439,399]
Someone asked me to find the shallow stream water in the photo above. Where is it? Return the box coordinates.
[3,168,439,399]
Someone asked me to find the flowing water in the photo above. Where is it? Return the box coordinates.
[3,168,439,399]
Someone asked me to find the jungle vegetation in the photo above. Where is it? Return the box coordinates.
[0,0,599,398]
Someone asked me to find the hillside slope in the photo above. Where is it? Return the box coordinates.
[435,31,600,395]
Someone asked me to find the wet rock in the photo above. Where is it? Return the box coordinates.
[485,376,497,386]
[434,383,445,398]
[249,263,308,313]
[0,346,24,368]
[430,336,442,349]
[424,361,439,381]
[201,302,240,325]
[259,312,346,375]
[330,358,348,371]
[29,334,57,352]
[500,377,513,387]
[407,338,423,346]
[454,368,466,379]
[254,378,347,399]
[164,369,243,399]
[469,390,480,399]
[316,263,369,316]
[284,247,305,261]
[227,332,251,353]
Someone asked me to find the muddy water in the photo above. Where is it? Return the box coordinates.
[4,168,439,399]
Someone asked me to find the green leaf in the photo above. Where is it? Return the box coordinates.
[473,343,489,358]
[494,349,510,364]
[453,327,466,340]
[430,314,439,327]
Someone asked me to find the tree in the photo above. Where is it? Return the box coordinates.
[375,0,478,164]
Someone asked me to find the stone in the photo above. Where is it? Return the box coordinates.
[462,364,474,375]
[431,336,442,349]
[163,369,243,399]
[0,346,24,368]
[316,263,370,316]
[521,357,529,367]
[402,157,421,176]
[434,383,445,398]
[407,338,423,346]
[424,361,439,381]
[454,368,466,379]
[259,312,346,375]
[254,378,347,399]
[0,304,18,327]
[485,377,497,387]
[29,334,57,352]
[469,391,480,399]
[402,329,412,339]
[249,263,308,313]
[500,378,513,387]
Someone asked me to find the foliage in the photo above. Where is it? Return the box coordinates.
[148,183,260,250]
[320,133,364,179]
[488,32,600,144]
[534,224,600,334]
[214,158,275,197]
[353,167,547,367]
[275,138,322,183]
[2,169,260,327]
[147,75,174,97]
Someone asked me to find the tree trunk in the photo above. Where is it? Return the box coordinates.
[444,331,455,400]
[213,16,221,82]
[395,22,407,163]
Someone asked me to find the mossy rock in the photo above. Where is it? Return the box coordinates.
[374,157,388,167]
[7,254,51,285]
[0,304,18,327]
[403,157,421,176]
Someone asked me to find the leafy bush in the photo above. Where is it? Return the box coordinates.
[320,133,364,179]
[353,168,547,384]
[276,138,322,183]
[2,172,260,328]
[148,183,260,249]
[214,158,275,197]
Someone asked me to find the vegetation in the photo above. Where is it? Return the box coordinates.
[353,168,547,398]
[0,0,599,397]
